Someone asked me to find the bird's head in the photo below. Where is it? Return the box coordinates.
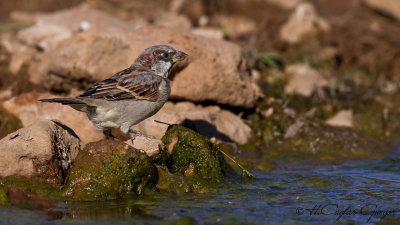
[133,45,187,78]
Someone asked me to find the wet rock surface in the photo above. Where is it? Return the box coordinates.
[64,139,157,200]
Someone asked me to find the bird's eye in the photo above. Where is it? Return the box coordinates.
[162,52,170,58]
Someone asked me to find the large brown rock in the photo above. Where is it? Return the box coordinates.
[2,91,103,144]
[132,101,252,144]
[0,120,80,186]
[29,26,262,108]
[363,0,400,21]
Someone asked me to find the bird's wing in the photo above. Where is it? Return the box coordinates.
[78,67,163,102]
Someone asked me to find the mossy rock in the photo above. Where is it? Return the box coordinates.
[159,126,236,192]
[63,140,158,200]
[0,185,8,205]
[0,176,61,209]
[246,101,388,163]
[0,176,62,198]
[0,106,23,138]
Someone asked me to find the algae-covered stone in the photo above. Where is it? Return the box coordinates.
[159,126,236,192]
[64,140,158,200]
[0,185,8,205]
[0,176,63,198]
[0,176,61,209]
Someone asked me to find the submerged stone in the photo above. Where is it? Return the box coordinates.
[63,140,158,200]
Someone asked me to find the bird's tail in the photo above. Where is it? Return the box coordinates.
[38,98,93,113]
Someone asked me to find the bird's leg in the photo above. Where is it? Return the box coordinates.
[103,129,118,141]
[128,129,155,143]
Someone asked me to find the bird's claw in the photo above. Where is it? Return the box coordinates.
[129,130,155,144]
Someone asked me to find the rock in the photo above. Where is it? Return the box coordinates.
[191,27,224,40]
[0,106,23,139]
[316,0,360,16]
[17,24,72,51]
[0,32,35,75]
[326,110,354,128]
[2,91,103,144]
[284,64,329,97]
[173,0,204,26]
[284,120,304,138]
[0,89,13,101]
[35,3,140,32]
[132,101,252,144]
[223,16,256,38]
[10,11,41,24]
[246,101,388,162]
[157,125,236,193]
[279,3,330,44]
[64,139,157,199]
[0,120,80,186]
[0,176,62,209]
[154,12,192,31]
[363,0,400,21]
[125,137,164,157]
[28,26,262,108]
[266,0,305,10]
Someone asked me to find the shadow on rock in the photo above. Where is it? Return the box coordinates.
[180,119,234,143]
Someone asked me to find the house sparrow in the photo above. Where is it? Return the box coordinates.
[39,45,187,141]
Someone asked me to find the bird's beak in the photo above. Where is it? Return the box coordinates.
[172,51,188,63]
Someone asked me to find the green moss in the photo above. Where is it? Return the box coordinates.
[0,185,8,205]
[163,126,235,179]
[156,166,215,193]
[0,176,62,198]
[151,148,171,167]
[158,126,237,192]
[168,217,199,225]
[63,140,158,200]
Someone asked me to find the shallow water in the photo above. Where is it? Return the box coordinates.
[1,157,400,225]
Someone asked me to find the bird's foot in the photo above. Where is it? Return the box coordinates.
[129,129,155,143]
[103,129,118,141]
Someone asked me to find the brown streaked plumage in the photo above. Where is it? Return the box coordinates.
[39,45,187,141]
[79,65,163,101]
